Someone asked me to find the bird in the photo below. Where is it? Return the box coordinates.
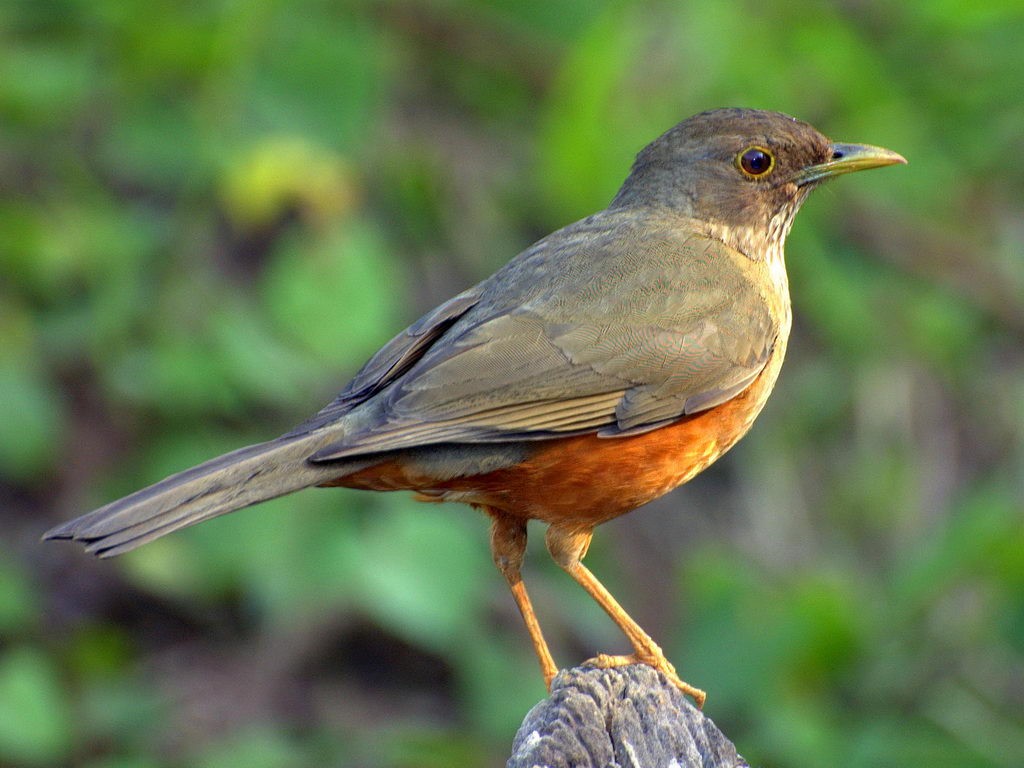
[45,108,905,707]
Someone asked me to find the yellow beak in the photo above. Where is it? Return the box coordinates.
[794,142,907,186]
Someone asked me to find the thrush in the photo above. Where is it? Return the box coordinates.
[45,108,905,706]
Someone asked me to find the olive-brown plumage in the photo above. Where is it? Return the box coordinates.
[45,109,905,705]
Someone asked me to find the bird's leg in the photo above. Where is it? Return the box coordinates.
[545,524,707,708]
[489,513,559,689]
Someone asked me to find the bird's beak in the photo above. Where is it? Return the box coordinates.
[794,142,907,187]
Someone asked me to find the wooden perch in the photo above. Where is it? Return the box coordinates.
[507,665,747,768]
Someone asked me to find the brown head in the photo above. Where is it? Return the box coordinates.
[611,108,906,265]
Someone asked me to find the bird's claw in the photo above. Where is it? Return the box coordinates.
[585,652,707,709]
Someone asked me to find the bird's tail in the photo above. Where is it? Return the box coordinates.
[43,431,365,558]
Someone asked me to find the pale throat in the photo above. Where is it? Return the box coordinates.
[699,200,800,318]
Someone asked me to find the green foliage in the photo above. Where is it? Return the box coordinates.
[0,560,37,634]
[193,728,305,768]
[0,647,73,765]
[0,355,63,481]
[4,0,1022,766]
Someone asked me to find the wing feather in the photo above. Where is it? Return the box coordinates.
[307,212,779,462]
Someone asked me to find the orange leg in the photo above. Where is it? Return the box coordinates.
[545,525,707,708]
[489,514,559,689]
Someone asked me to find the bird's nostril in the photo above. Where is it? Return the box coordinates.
[832,149,845,160]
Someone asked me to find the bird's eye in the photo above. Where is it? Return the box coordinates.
[736,146,775,178]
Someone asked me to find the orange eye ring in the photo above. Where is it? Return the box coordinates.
[736,146,775,178]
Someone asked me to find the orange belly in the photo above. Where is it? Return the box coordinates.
[335,350,781,529]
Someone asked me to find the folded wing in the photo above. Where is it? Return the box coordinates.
[309,215,778,461]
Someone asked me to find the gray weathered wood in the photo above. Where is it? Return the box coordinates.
[507,665,747,768]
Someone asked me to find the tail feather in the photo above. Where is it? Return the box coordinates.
[44,432,363,558]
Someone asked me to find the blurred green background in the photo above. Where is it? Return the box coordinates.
[3,1,1023,766]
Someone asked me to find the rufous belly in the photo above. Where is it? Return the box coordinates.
[336,348,783,529]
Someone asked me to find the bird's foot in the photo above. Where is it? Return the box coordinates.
[586,651,706,708]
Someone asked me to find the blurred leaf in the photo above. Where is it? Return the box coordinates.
[110,330,240,415]
[100,99,216,191]
[0,646,73,765]
[899,282,986,376]
[464,0,611,39]
[458,626,546,739]
[787,228,895,359]
[0,38,92,127]
[351,499,492,652]
[747,697,845,766]
[240,8,385,147]
[538,4,654,221]
[262,220,404,366]
[195,727,302,768]
[674,553,775,707]
[891,484,1024,610]
[207,300,325,407]
[84,757,162,768]
[79,677,164,756]
[68,625,134,680]
[219,137,358,230]
[0,558,37,634]
[374,726,488,768]
[0,357,63,481]
[777,575,866,690]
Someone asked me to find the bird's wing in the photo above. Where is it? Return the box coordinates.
[308,219,779,461]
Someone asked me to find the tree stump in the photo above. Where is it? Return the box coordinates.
[507,665,747,768]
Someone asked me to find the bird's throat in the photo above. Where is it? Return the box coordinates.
[700,213,793,303]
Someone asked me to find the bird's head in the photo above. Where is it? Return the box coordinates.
[611,108,906,265]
